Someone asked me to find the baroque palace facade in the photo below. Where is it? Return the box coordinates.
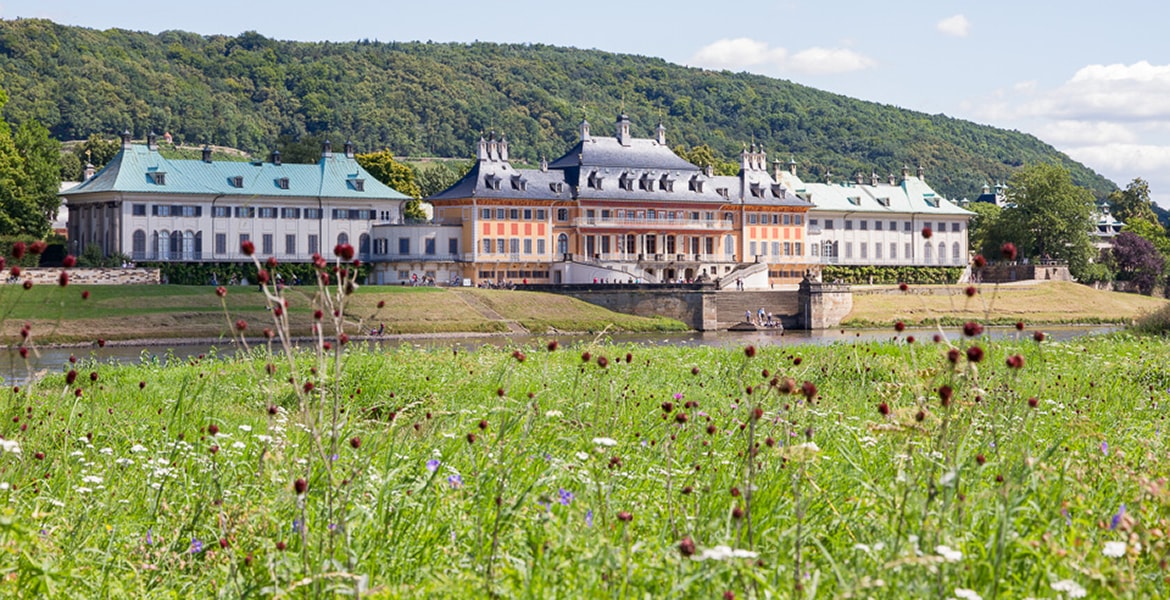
[369,115,971,287]
[62,133,410,263]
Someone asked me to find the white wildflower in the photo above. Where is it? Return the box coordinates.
[115,458,133,466]
[70,450,84,458]
[238,425,252,432]
[74,486,92,494]
[0,439,21,455]
[47,499,64,507]
[939,470,957,486]
[953,588,981,600]
[694,545,759,561]
[1102,541,1127,557]
[232,441,246,449]
[82,475,103,484]
[130,444,148,453]
[936,545,963,562]
[257,435,273,444]
[853,543,871,552]
[545,410,564,418]
[0,482,8,490]
[1050,579,1087,598]
[575,452,590,461]
[99,447,113,455]
[592,437,617,447]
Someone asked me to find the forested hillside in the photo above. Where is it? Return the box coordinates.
[0,18,1117,200]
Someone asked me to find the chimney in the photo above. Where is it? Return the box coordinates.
[825,169,832,184]
[322,139,333,159]
[704,164,713,177]
[888,172,896,185]
[271,150,282,166]
[499,135,509,162]
[147,131,158,151]
[344,140,355,159]
[616,113,631,146]
[655,121,666,145]
[788,157,797,176]
[540,156,548,172]
[84,163,96,181]
[740,144,751,172]
[476,135,489,161]
[773,160,783,180]
[870,171,879,186]
[917,164,925,181]
[901,165,910,182]
[580,117,591,141]
[487,131,498,161]
[201,145,213,163]
[855,172,864,185]
[121,130,133,149]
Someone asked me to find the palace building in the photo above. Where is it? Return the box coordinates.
[370,115,815,287]
[62,133,411,263]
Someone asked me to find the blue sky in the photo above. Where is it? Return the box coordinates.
[5,0,1170,206]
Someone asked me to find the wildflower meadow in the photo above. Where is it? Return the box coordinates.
[0,240,1168,598]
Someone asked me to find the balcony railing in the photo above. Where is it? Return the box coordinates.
[576,252,736,263]
[573,217,733,230]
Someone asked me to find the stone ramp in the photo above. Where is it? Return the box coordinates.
[450,290,529,334]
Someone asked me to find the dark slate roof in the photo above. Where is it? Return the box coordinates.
[547,137,698,172]
[64,144,410,200]
[708,173,814,208]
[427,160,572,201]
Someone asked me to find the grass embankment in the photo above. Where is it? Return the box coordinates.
[0,284,685,344]
[1,333,1169,597]
[845,280,1169,327]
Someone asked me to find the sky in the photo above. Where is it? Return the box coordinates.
[5,0,1170,207]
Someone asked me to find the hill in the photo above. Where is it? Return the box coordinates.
[0,18,1117,201]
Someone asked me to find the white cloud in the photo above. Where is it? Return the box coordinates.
[690,38,786,71]
[936,14,970,38]
[690,39,874,76]
[1032,121,1138,147]
[1064,143,1170,175]
[788,47,876,75]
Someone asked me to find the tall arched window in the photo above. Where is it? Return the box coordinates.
[132,230,147,260]
[937,242,946,265]
[337,232,349,247]
[195,232,203,260]
[923,242,933,265]
[156,231,169,260]
[170,231,183,258]
[183,231,195,260]
[359,233,371,258]
[952,242,961,264]
[557,233,568,255]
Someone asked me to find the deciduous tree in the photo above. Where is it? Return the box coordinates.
[1000,163,1095,277]
[1110,231,1165,295]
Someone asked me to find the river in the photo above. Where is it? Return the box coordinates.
[0,325,1118,386]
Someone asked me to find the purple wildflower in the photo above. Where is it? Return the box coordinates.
[448,474,463,489]
[146,528,153,545]
[190,538,204,554]
[1102,441,1109,456]
[292,519,302,533]
[426,459,440,472]
[1111,504,1126,530]
[585,509,593,527]
[673,392,684,401]
[558,488,574,506]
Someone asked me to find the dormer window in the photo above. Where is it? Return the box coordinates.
[618,172,634,191]
[587,170,603,190]
[688,175,704,193]
[639,173,654,191]
[483,174,501,190]
[847,196,861,206]
[876,197,891,207]
[230,176,243,188]
[659,174,674,192]
[750,183,764,198]
[510,175,527,191]
[149,172,167,185]
[549,182,564,194]
[276,177,290,190]
[350,178,365,192]
[924,197,939,208]
[716,188,729,199]
[770,184,787,199]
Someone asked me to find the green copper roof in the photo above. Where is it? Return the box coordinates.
[64,145,410,200]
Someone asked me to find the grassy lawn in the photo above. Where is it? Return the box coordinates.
[2,329,1168,597]
[845,280,1169,327]
[0,284,682,343]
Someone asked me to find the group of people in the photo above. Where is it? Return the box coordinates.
[745,307,783,329]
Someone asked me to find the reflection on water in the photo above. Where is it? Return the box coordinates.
[0,325,1119,386]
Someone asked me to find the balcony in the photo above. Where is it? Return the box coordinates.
[573,217,733,231]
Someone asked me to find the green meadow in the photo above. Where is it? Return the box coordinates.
[1,326,1168,598]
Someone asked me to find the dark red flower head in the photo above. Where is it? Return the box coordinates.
[215,286,227,298]
[938,385,953,406]
[972,254,987,268]
[293,478,308,495]
[878,402,890,416]
[679,537,696,557]
[894,321,905,333]
[334,243,355,261]
[547,340,558,352]
[10,242,25,259]
[1006,354,1025,369]
[241,240,255,256]
[964,286,977,297]
[62,255,77,268]
[962,321,983,337]
[58,272,69,287]
[800,381,817,400]
[235,319,247,331]
[1033,330,1046,342]
[1000,242,1018,261]
[966,345,984,363]
[266,256,278,268]
[744,345,756,358]
[921,226,933,239]
[898,282,909,292]
[617,511,633,522]
[29,241,46,255]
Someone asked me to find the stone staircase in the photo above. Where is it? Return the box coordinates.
[714,290,801,329]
